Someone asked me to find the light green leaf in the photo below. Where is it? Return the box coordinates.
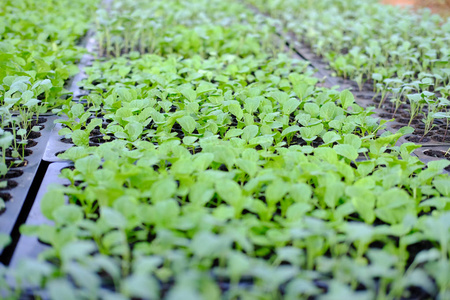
[242,125,259,142]
[244,97,262,113]
[101,207,127,229]
[340,90,355,109]
[322,131,341,145]
[228,103,244,120]
[41,188,65,221]
[303,103,320,117]
[433,178,450,197]
[75,155,101,175]
[151,177,177,202]
[216,179,242,205]
[283,98,300,115]
[189,182,215,206]
[334,144,358,161]
[71,129,89,147]
[225,129,243,139]
[53,205,83,225]
[319,102,337,121]
[48,279,77,300]
[179,87,197,102]
[177,116,197,134]
[281,125,301,138]
[125,122,143,141]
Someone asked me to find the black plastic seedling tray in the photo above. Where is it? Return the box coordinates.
[414,145,450,173]
[10,162,71,267]
[42,122,73,162]
[0,116,57,238]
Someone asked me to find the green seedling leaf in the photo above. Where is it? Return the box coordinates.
[0,131,13,148]
[249,135,274,149]
[372,73,383,81]
[303,103,319,117]
[242,125,259,142]
[48,279,77,300]
[41,187,65,221]
[228,102,244,120]
[236,158,258,177]
[21,90,33,102]
[116,88,134,102]
[293,82,314,101]
[53,205,83,226]
[118,66,131,77]
[283,98,300,115]
[216,179,242,205]
[66,262,100,294]
[182,136,198,145]
[17,128,27,137]
[427,160,450,172]
[225,129,243,139]
[125,122,143,141]
[356,161,375,177]
[300,124,323,142]
[266,180,289,206]
[244,97,262,113]
[196,82,216,95]
[340,90,355,109]
[177,116,197,134]
[286,202,312,220]
[24,99,40,108]
[71,129,89,147]
[343,134,362,149]
[150,177,177,203]
[61,241,97,262]
[123,274,159,299]
[319,102,337,121]
[289,183,313,203]
[346,186,376,223]
[0,233,11,251]
[376,189,414,224]
[270,91,289,105]
[281,125,301,138]
[74,155,101,175]
[70,103,85,119]
[179,87,197,102]
[189,182,215,206]
[434,178,450,196]
[86,118,102,133]
[101,207,127,229]
[322,131,341,145]
[334,144,358,161]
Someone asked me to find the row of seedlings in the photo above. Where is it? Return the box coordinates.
[0,0,98,247]
[246,0,450,161]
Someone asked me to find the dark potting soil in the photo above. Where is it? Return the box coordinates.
[1,169,24,179]
[423,149,450,159]
[0,180,18,190]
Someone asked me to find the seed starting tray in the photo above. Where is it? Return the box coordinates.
[10,162,72,267]
[0,116,57,238]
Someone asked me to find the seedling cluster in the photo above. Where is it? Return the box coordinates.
[0,0,97,215]
[0,0,450,299]
[249,0,450,142]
